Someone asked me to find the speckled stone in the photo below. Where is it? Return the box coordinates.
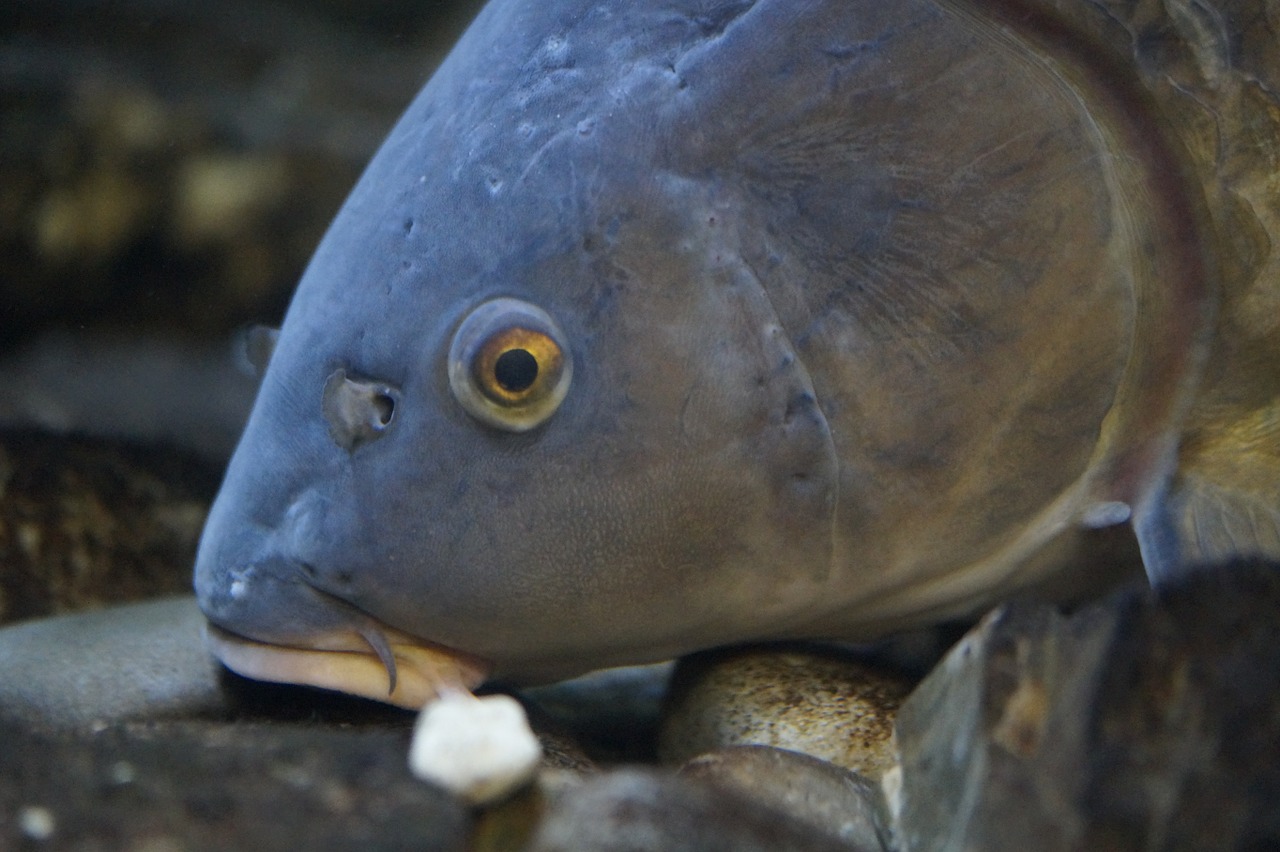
[659,646,914,779]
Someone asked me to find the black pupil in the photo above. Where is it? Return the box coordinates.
[494,348,539,392]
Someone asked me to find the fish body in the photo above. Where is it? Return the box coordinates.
[194,0,1280,706]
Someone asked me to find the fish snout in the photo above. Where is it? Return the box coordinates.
[195,550,345,641]
[195,549,491,710]
[194,485,344,631]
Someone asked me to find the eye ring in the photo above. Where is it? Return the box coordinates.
[448,298,573,431]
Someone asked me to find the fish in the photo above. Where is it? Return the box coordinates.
[193,0,1280,709]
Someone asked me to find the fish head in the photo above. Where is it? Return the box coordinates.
[194,1,842,702]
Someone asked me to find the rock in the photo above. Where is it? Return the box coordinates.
[0,717,470,851]
[0,596,230,730]
[521,662,672,763]
[0,429,221,626]
[659,646,914,778]
[408,691,543,806]
[0,596,611,846]
[680,745,890,851]
[531,729,597,773]
[527,767,864,852]
[0,336,260,461]
[891,559,1280,852]
[0,593,413,729]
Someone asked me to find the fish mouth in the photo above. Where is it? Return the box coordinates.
[203,619,492,710]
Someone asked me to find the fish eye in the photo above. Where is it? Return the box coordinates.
[448,298,573,431]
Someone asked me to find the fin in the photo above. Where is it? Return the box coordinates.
[1137,406,1280,584]
[1164,472,1280,565]
[234,324,280,379]
[1133,488,1185,586]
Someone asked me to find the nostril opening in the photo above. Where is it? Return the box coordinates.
[323,368,402,451]
[372,392,395,428]
[297,560,354,592]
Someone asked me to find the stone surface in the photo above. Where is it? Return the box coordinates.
[680,745,890,852]
[467,768,596,851]
[0,598,606,846]
[527,767,865,852]
[891,560,1280,852]
[3,557,1277,849]
[521,662,672,763]
[0,596,229,730]
[660,646,914,779]
[0,717,471,851]
[0,430,221,626]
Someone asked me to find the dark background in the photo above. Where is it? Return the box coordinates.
[3,0,482,346]
[0,0,483,625]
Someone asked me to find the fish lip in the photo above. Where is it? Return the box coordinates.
[197,547,492,708]
[202,619,492,710]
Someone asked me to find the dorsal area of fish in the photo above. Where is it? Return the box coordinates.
[193,0,1243,696]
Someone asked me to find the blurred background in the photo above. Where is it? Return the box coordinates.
[0,0,482,623]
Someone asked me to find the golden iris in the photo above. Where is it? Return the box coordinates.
[471,327,564,407]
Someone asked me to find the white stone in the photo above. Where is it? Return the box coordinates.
[409,691,542,806]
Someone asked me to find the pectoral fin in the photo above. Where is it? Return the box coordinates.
[1138,404,1280,583]
[235,324,280,378]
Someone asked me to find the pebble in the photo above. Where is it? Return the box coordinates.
[659,645,914,778]
[680,745,890,851]
[409,691,544,805]
[526,767,860,852]
[522,662,672,762]
[0,596,229,730]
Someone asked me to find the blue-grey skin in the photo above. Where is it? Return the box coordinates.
[194,0,1277,707]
